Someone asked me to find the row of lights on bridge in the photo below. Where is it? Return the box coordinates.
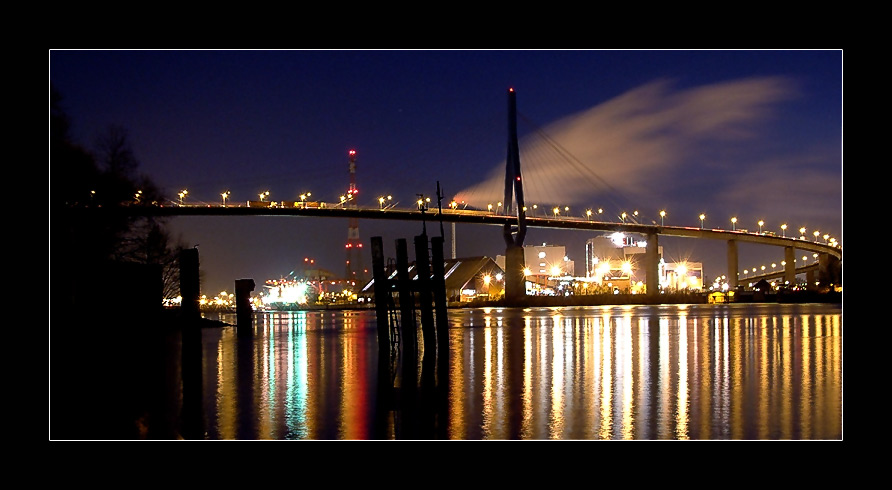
[171,188,838,247]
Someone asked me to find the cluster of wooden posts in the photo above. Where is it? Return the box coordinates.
[370,233,449,361]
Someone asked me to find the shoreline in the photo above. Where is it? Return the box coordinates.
[195,290,841,315]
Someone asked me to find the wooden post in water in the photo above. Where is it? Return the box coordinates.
[179,248,201,324]
[396,239,417,358]
[431,236,448,352]
[431,235,450,439]
[370,236,391,352]
[414,234,436,353]
[178,248,203,438]
[395,238,419,435]
[235,279,255,336]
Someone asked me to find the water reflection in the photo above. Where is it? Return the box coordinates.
[195,304,841,440]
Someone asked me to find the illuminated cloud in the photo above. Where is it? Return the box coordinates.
[453,77,796,211]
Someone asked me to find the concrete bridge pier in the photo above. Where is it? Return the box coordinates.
[727,240,739,290]
[784,246,796,285]
[504,244,526,303]
[819,253,841,287]
[646,233,660,296]
[806,269,817,290]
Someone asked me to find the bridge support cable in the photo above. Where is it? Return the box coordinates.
[516,111,636,218]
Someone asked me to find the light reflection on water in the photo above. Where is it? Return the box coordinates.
[196,303,841,440]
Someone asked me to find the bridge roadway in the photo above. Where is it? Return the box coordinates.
[107,203,841,290]
[131,204,840,256]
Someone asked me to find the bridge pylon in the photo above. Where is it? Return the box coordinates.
[502,88,527,302]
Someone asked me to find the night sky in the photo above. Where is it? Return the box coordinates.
[50,50,842,296]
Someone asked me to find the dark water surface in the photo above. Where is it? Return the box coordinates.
[189,303,841,440]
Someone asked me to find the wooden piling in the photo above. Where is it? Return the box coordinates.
[179,248,201,324]
[396,239,417,358]
[430,236,449,351]
[414,234,436,353]
[178,248,203,438]
[370,236,391,352]
[235,279,255,336]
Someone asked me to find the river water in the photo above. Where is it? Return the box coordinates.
[182,303,842,440]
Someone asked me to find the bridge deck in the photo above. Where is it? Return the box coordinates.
[74,205,842,259]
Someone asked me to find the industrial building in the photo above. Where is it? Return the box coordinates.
[584,233,702,292]
[361,256,505,302]
[495,243,575,295]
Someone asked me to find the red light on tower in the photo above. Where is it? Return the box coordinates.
[345,148,364,285]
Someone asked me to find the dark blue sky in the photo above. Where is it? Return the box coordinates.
[50,50,842,295]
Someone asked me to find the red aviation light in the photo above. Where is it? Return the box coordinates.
[349,149,356,156]
[509,87,514,92]
[516,176,521,181]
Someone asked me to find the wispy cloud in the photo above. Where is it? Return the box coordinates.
[453,77,800,213]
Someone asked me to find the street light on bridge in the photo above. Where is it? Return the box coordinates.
[813,230,820,241]
[221,191,230,206]
[553,207,560,218]
[731,217,737,231]
[799,227,806,239]
[823,234,829,243]
[781,224,787,237]
[660,210,666,226]
[621,212,627,223]
[179,189,188,205]
[259,191,269,202]
[586,209,592,220]
[758,220,764,234]
[699,214,706,229]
